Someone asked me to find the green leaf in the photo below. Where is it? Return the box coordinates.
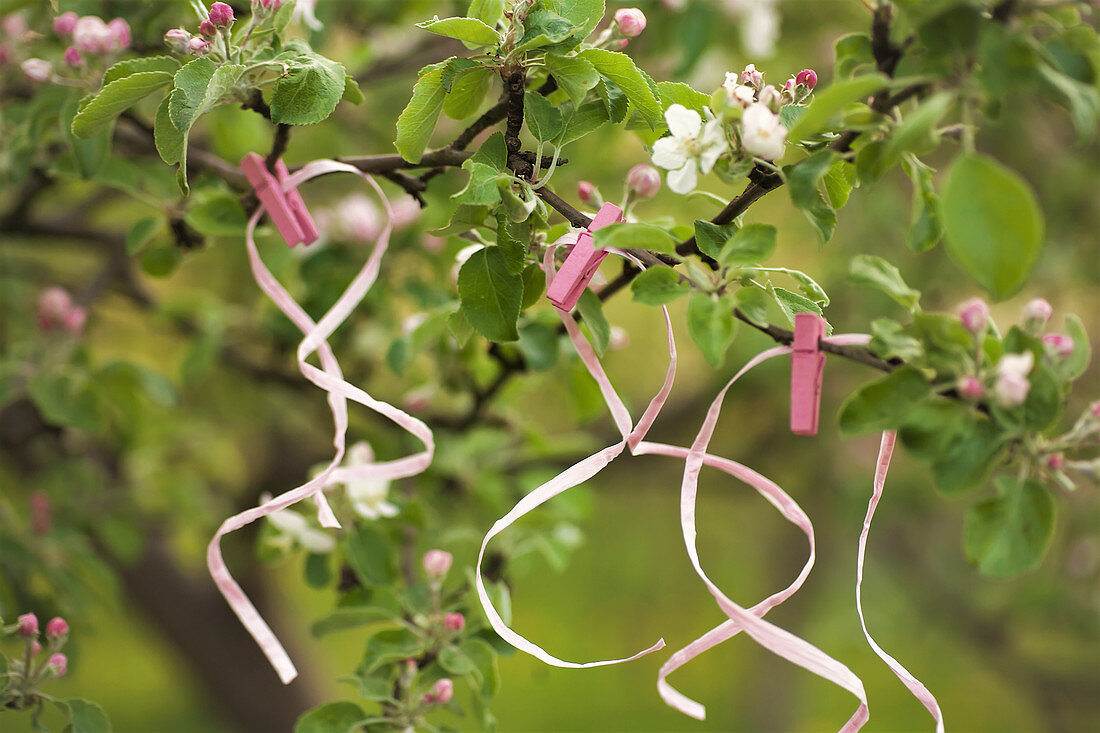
[444,66,494,119]
[517,320,559,370]
[848,254,921,310]
[784,150,837,243]
[103,56,179,85]
[869,318,923,363]
[719,223,777,265]
[364,628,427,668]
[942,153,1044,299]
[439,644,479,675]
[823,158,855,209]
[126,218,162,255]
[838,366,931,436]
[965,477,1055,578]
[870,92,953,180]
[140,245,182,278]
[345,525,397,587]
[693,220,738,260]
[270,54,346,125]
[167,57,217,132]
[733,286,770,327]
[71,71,173,138]
[930,419,1005,495]
[1060,314,1091,380]
[185,193,248,236]
[591,222,678,253]
[63,699,112,733]
[655,81,709,115]
[59,94,111,178]
[786,74,889,140]
[495,211,528,274]
[545,55,600,107]
[559,100,610,144]
[834,32,875,78]
[905,157,943,252]
[458,247,523,341]
[310,607,396,637]
[469,0,506,25]
[1022,363,1062,431]
[771,285,824,326]
[521,262,546,309]
[578,49,663,128]
[631,266,690,305]
[514,9,579,53]
[416,16,502,46]
[687,294,736,368]
[576,290,610,356]
[342,76,364,104]
[453,161,507,206]
[294,702,366,733]
[524,91,563,142]
[396,65,447,163]
[153,95,184,165]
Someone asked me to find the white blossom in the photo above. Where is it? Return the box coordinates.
[740,103,787,160]
[262,494,336,553]
[293,0,323,30]
[651,104,727,194]
[337,442,400,520]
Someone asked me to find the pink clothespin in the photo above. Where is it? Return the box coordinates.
[546,202,624,311]
[790,312,827,436]
[240,153,319,247]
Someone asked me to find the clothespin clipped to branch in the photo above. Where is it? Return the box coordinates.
[790,312,827,436]
[546,202,624,311]
[240,153,319,247]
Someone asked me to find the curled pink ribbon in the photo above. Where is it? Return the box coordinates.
[207,159,434,684]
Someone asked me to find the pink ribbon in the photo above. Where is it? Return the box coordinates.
[207,159,434,684]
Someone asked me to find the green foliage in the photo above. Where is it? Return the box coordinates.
[965,477,1055,577]
[942,153,1044,299]
[458,248,524,342]
[72,72,174,138]
[270,52,348,125]
[687,294,737,368]
[396,64,447,163]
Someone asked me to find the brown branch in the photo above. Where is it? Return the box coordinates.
[265,123,292,172]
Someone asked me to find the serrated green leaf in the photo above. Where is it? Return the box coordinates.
[444,66,494,119]
[545,55,599,107]
[578,49,662,128]
[517,320,560,369]
[693,220,738,260]
[103,56,179,85]
[59,94,111,178]
[417,16,502,46]
[733,286,769,327]
[396,65,447,163]
[168,57,217,132]
[786,73,889,140]
[153,95,184,166]
[1060,314,1091,380]
[71,71,173,138]
[848,254,921,310]
[294,702,366,733]
[345,525,397,587]
[62,698,111,733]
[905,157,943,252]
[655,81,708,115]
[342,76,363,104]
[576,289,610,356]
[270,54,345,125]
[559,100,609,144]
[469,0,506,25]
[453,161,507,206]
[688,293,736,368]
[784,150,837,243]
[520,262,545,309]
[458,247,523,341]
[631,266,690,305]
[719,223,776,265]
[942,153,1044,299]
[838,366,930,436]
[591,222,678,253]
[524,91,563,142]
[514,9,579,53]
[965,477,1054,578]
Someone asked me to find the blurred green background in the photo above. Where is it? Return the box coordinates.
[2,0,1098,731]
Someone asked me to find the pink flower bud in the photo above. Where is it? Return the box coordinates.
[255,0,282,11]
[625,164,661,198]
[198,19,217,38]
[37,287,73,331]
[2,14,28,41]
[1042,333,1074,358]
[164,28,192,52]
[609,325,630,351]
[17,613,38,638]
[577,180,598,204]
[73,16,113,55]
[62,306,86,334]
[54,12,79,36]
[957,375,984,400]
[795,68,818,90]
[403,388,431,414]
[993,372,1030,408]
[1021,297,1052,330]
[422,234,445,253]
[1091,400,1100,419]
[431,678,454,704]
[189,37,211,55]
[613,38,629,50]
[31,640,42,655]
[783,78,794,92]
[740,63,763,88]
[46,617,69,640]
[422,549,452,579]
[21,58,51,83]
[47,652,67,677]
[956,297,990,334]
[613,8,647,37]
[209,2,235,27]
[1046,453,1065,472]
[63,46,83,67]
[107,18,130,51]
[443,613,465,632]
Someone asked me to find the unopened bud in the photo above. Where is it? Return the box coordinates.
[21,58,51,83]
[1021,297,1053,331]
[1046,453,1065,472]
[795,68,818,90]
[422,549,452,579]
[17,613,38,638]
[956,297,990,334]
[1042,333,1074,358]
[443,613,465,632]
[189,37,211,55]
[613,8,647,37]
[164,28,192,52]
[209,2,236,28]
[625,164,661,199]
[577,180,599,205]
[46,617,69,641]
[107,18,130,51]
[957,375,984,400]
[47,653,67,677]
[63,46,83,67]
[54,12,79,36]
[431,678,454,704]
[993,372,1030,408]
[740,63,763,88]
[198,19,217,38]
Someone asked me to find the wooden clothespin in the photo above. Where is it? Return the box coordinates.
[790,312,827,436]
[240,153,319,247]
[546,202,624,311]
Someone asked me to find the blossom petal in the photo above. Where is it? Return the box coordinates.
[665,104,702,138]
[651,137,687,170]
[667,162,698,194]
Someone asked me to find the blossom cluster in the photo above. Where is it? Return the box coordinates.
[1,11,130,84]
[651,63,818,194]
[4,612,72,708]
